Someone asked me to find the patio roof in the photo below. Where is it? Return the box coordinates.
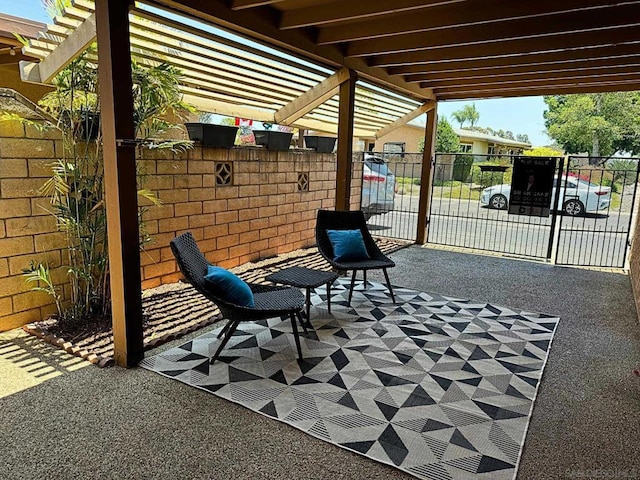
[151,0,640,101]
[19,0,432,138]
[21,1,640,137]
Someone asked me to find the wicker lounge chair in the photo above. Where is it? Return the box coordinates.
[170,232,307,364]
[315,209,396,305]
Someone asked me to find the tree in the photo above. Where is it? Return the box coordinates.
[523,146,564,157]
[451,110,467,128]
[451,103,480,128]
[516,133,530,143]
[463,103,480,127]
[543,92,640,161]
[419,117,460,153]
[25,45,191,327]
[435,117,460,153]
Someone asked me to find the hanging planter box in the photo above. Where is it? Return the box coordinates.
[304,136,337,153]
[253,130,293,151]
[185,123,238,148]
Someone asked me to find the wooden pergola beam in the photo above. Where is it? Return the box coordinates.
[274,67,350,125]
[231,0,285,10]
[402,57,640,82]
[424,68,640,90]
[152,0,434,101]
[279,0,463,29]
[416,106,436,245]
[36,13,96,83]
[335,69,357,211]
[374,101,435,139]
[369,25,640,67]
[433,73,640,95]
[387,44,640,75]
[316,0,629,44]
[95,0,143,368]
[345,3,640,57]
[438,81,640,100]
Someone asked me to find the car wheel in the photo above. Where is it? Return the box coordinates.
[489,194,508,210]
[563,199,584,216]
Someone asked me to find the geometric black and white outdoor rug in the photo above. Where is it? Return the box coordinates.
[141,279,559,480]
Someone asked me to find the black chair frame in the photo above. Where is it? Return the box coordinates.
[315,209,396,305]
[170,232,308,364]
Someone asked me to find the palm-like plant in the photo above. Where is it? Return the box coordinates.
[28,45,192,327]
[463,103,480,127]
[451,110,467,128]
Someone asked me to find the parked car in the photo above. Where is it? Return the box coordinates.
[480,175,611,216]
[362,154,396,220]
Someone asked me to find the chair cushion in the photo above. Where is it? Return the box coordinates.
[204,266,255,307]
[327,229,371,262]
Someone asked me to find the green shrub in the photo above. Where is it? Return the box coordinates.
[452,154,473,182]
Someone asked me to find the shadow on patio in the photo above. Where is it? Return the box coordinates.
[2,245,639,480]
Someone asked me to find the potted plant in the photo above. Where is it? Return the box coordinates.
[304,135,337,153]
[185,122,238,148]
[253,123,293,151]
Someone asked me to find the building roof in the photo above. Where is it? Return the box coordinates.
[454,128,532,148]
[0,13,45,64]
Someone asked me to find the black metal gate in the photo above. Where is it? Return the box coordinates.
[555,156,640,267]
[428,154,564,259]
[361,152,640,268]
[427,154,640,268]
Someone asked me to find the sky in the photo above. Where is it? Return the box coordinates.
[2,0,552,147]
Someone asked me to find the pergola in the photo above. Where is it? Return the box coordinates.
[18,0,640,366]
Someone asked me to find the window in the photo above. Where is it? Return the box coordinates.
[383,142,405,154]
[460,143,473,153]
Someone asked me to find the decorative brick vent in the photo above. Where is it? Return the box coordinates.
[215,162,233,186]
[297,172,309,192]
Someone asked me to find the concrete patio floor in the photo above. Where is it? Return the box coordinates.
[1,245,639,480]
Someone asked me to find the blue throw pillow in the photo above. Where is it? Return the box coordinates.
[326,229,370,262]
[204,266,255,307]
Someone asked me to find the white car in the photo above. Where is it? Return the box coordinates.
[480,175,611,216]
[361,154,395,220]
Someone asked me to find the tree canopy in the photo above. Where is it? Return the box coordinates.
[543,92,640,159]
[451,103,480,128]
[522,146,564,157]
[435,117,460,153]
[419,117,460,153]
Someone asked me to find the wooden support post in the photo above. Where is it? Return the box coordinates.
[416,105,437,244]
[96,0,143,367]
[335,69,357,211]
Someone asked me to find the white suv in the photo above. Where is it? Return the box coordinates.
[362,154,396,220]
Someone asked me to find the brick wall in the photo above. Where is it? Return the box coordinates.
[138,146,342,289]
[0,123,367,330]
[0,120,65,330]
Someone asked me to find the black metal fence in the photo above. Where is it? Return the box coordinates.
[555,156,639,267]
[359,152,640,268]
[429,153,561,258]
[428,153,639,268]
